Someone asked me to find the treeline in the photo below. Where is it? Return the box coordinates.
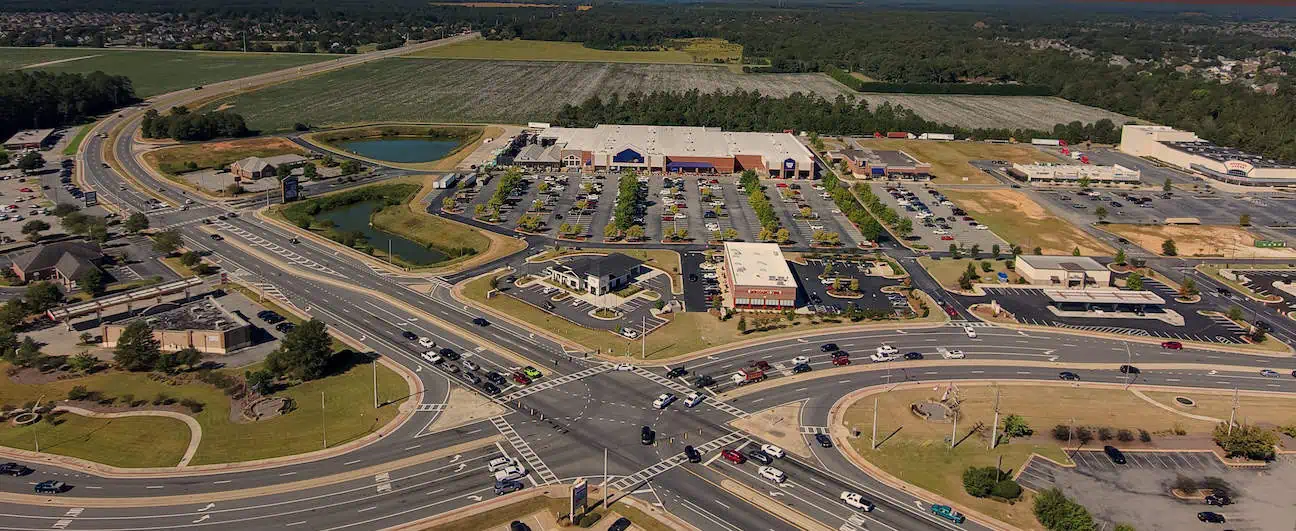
[0,70,135,142]
[553,90,1122,145]
[140,106,250,141]
[827,67,1051,96]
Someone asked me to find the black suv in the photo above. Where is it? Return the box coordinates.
[0,462,32,476]
[666,367,688,378]
[746,449,773,465]
[820,343,839,353]
[684,445,701,463]
[401,331,418,341]
[693,375,716,388]
[486,372,507,385]
[608,518,632,531]
[472,317,489,326]
[1197,512,1225,523]
[1103,445,1126,465]
[495,479,525,495]
[641,426,655,445]
[814,434,833,448]
[482,382,501,395]
[1204,494,1232,506]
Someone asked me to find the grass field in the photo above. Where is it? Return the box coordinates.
[1104,223,1296,259]
[0,413,189,468]
[142,136,307,176]
[61,125,92,156]
[857,93,1134,130]
[0,356,407,466]
[842,384,1296,526]
[205,58,850,132]
[941,189,1113,256]
[855,138,1063,185]
[0,47,334,97]
[919,256,1021,290]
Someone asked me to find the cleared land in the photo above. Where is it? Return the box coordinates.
[408,39,695,63]
[842,384,1296,526]
[856,138,1063,185]
[941,189,1113,256]
[1103,223,1296,259]
[0,358,407,466]
[142,136,307,176]
[206,58,850,132]
[0,47,334,96]
[857,93,1134,131]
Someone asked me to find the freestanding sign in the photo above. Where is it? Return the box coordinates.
[281,176,300,203]
[570,478,588,520]
[1255,240,1287,248]
[83,191,98,207]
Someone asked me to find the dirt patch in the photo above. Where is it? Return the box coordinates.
[214,103,234,112]
[1104,224,1296,258]
[425,388,508,434]
[729,401,811,459]
[942,189,1112,255]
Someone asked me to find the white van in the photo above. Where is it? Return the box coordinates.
[758,466,787,484]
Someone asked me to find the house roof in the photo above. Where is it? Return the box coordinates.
[561,253,643,279]
[233,156,273,172]
[1016,255,1105,272]
[11,241,103,276]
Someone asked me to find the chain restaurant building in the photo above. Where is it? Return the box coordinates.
[721,242,798,309]
[514,124,818,178]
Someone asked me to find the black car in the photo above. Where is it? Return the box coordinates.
[814,434,833,448]
[1058,371,1080,381]
[1197,512,1226,523]
[482,382,501,395]
[209,234,223,240]
[442,350,461,361]
[608,518,632,531]
[666,366,688,378]
[495,479,525,495]
[1119,364,1139,374]
[746,449,773,465]
[33,480,65,494]
[688,274,698,282]
[904,352,924,360]
[1103,445,1126,465]
[401,331,418,341]
[1204,494,1232,506]
[275,322,295,333]
[641,426,655,445]
[510,521,532,531]
[486,371,507,385]
[820,343,839,353]
[792,363,811,374]
[684,445,701,463]
[472,317,489,326]
[693,375,716,388]
[0,462,33,476]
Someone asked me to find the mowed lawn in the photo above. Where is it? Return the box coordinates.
[2,48,334,96]
[841,384,1296,526]
[918,256,1021,290]
[0,358,409,467]
[408,39,695,63]
[941,188,1112,256]
[855,138,1064,185]
[205,58,850,132]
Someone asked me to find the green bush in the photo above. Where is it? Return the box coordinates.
[66,385,91,401]
[1213,423,1278,461]
[1033,487,1095,531]
[991,479,1022,500]
[962,466,1000,498]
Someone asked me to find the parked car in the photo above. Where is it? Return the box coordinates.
[1103,445,1127,464]
[608,517,632,531]
[1197,511,1226,523]
[1204,493,1232,506]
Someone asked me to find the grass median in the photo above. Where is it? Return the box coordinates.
[0,412,189,468]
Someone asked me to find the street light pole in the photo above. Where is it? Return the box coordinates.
[373,356,379,409]
[321,391,327,449]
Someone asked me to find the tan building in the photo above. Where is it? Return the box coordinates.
[722,242,797,309]
[1014,255,1111,288]
[101,296,252,354]
[230,154,308,180]
[1009,163,1141,185]
[1119,125,1296,187]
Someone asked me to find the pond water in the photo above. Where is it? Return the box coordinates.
[336,137,462,164]
[317,200,449,265]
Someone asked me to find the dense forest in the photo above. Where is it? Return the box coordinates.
[0,71,135,142]
[553,90,1122,145]
[140,106,250,141]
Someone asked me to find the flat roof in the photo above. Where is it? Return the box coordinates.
[538,124,814,165]
[1045,289,1166,305]
[1016,255,1106,272]
[122,296,249,332]
[1164,141,1296,169]
[723,242,795,288]
[3,128,55,146]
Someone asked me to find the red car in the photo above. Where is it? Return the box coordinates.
[721,449,746,464]
[752,360,771,371]
[1161,341,1183,350]
[710,179,720,185]
[943,304,959,318]
[512,372,532,385]
[940,236,955,241]
[832,356,851,366]
[776,183,788,188]
[18,188,32,193]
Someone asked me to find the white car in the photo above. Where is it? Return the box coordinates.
[932,229,949,235]
[621,328,640,339]
[683,392,704,408]
[653,393,677,409]
[462,360,480,372]
[964,325,977,338]
[488,456,518,472]
[761,444,785,459]
[758,466,787,484]
[421,351,442,364]
[840,491,875,512]
[790,355,809,366]
[418,337,436,349]
[830,208,842,214]
[615,363,634,371]
[938,348,966,359]
[976,224,989,230]
[493,464,527,482]
[876,344,898,356]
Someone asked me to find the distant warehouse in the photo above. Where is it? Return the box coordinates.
[826,148,931,180]
[1119,125,1296,187]
[1008,163,1141,186]
[512,124,817,178]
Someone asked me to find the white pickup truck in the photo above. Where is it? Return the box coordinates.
[871,345,900,363]
[937,347,966,359]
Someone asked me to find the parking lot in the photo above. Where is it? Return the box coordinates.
[503,272,672,338]
[965,280,1250,343]
[871,182,1004,252]
[1017,451,1291,531]
[1233,269,1296,316]
[793,259,905,314]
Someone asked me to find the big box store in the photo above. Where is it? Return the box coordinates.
[722,242,797,309]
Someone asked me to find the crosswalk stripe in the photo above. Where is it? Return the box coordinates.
[498,364,613,402]
[608,431,746,492]
[490,416,558,485]
[630,367,748,418]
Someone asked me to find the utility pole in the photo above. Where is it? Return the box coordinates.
[870,397,878,450]
[373,356,379,409]
[640,315,646,359]
[602,448,609,509]
[321,391,327,449]
[989,386,1001,450]
[1227,387,1239,436]
[1068,417,1074,448]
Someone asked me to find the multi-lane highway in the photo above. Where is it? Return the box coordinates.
[1,34,1294,531]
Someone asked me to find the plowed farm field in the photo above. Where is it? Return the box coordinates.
[858,93,1134,130]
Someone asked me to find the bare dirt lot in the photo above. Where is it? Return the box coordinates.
[857,93,1134,130]
[1103,224,1296,259]
[942,188,1113,255]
